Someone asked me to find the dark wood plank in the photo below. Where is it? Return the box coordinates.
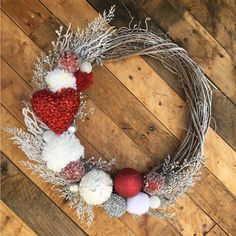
[1,153,87,236]
[167,0,236,60]
[87,0,236,151]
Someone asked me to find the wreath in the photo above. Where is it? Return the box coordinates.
[7,6,212,225]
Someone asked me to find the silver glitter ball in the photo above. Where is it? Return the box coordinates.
[69,183,80,193]
[68,125,76,133]
[104,193,126,217]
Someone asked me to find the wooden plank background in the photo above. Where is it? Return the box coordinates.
[1,0,236,235]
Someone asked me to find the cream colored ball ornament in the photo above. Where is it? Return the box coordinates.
[78,169,113,205]
[149,196,161,209]
[80,61,92,73]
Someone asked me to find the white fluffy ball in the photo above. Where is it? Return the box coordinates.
[126,192,150,215]
[45,68,76,92]
[79,169,113,205]
[80,62,92,73]
[149,196,161,209]
[42,132,84,172]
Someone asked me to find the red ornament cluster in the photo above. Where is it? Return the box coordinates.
[31,88,80,134]
[74,70,93,92]
[61,160,85,182]
[143,172,164,195]
[58,53,79,72]
[114,168,142,197]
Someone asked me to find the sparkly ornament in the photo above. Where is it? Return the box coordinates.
[149,196,161,209]
[58,53,79,72]
[62,160,85,182]
[31,88,80,134]
[45,68,76,92]
[79,169,113,205]
[74,70,93,92]
[69,183,80,193]
[42,132,84,173]
[126,192,150,215]
[114,168,142,198]
[80,61,92,73]
[143,172,164,196]
[104,194,126,217]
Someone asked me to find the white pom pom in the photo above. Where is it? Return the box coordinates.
[80,62,92,73]
[79,169,113,205]
[42,133,84,172]
[43,131,56,142]
[149,196,161,209]
[126,192,150,215]
[45,68,76,92]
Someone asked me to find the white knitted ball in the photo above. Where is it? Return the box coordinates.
[126,192,150,215]
[45,68,76,92]
[80,61,92,73]
[149,196,161,209]
[42,132,84,172]
[79,169,113,205]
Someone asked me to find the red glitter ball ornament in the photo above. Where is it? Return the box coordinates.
[143,172,164,196]
[61,161,85,182]
[114,168,142,198]
[74,70,93,92]
[58,53,79,72]
[31,88,80,134]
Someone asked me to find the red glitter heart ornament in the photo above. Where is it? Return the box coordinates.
[31,88,80,134]
[74,70,93,92]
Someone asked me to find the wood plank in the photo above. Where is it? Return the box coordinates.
[0,8,219,235]
[0,200,37,236]
[167,0,236,60]
[0,153,87,236]
[87,0,236,152]
[206,225,228,236]
[137,0,236,105]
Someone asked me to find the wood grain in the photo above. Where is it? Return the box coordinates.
[0,200,37,236]
[1,153,87,236]
[206,225,228,236]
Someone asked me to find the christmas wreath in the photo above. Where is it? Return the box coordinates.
[6,6,212,224]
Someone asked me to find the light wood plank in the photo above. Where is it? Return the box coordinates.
[0,201,37,236]
[206,225,228,236]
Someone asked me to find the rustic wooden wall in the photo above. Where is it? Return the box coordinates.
[1,0,236,235]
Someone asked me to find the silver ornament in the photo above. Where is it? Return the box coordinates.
[104,193,126,217]
[69,183,80,193]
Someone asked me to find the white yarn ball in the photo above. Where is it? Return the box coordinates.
[80,62,92,73]
[42,132,84,172]
[45,68,76,92]
[126,192,150,215]
[149,196,161,209]
[79,169,113,205]
[43,130,56,142]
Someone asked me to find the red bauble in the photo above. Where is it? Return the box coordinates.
[114,168,142,198]
[74,70,93,92]
[31,88,80,134]
[61,161,85,182]
[58,53,79,72]
[143,172,164,196]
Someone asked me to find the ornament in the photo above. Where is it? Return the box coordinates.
[126,192,150,215]
[62,160,85,182]
[143,172,164,195]
[45,68,76,92]
[104,194,126,217]
[43,130,55,142]
[80,61,92,73]
[31,88,80,134]
[149,196,161,209]
[69,183,80,193]
[74,70,93,92]
[114,168,142,198]
[42,132,84,172]
[58,53,79,72]
[79,169,113,205]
